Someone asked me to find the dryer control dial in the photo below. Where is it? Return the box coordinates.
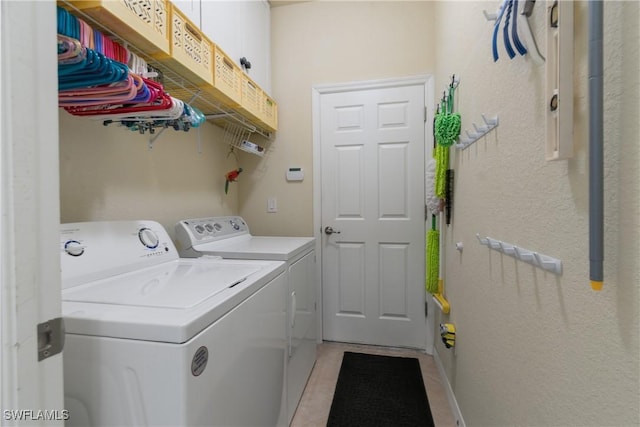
[64,240,84,257]
[230,220,240,231]
[138,228,159,249]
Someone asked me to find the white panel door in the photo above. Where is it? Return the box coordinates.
[1,1,65,424]
[320,82,426,349]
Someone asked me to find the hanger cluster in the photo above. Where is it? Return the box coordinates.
[57,7,205,135]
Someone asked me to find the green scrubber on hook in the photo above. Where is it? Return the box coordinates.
[434,78,461,198]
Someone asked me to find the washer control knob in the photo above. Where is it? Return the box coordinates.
[230,220,240,231]
[64,240,84,257]
[213,223,222,232]
[195,224,205,234]
[138,228,159,249]
[204,223,214,233]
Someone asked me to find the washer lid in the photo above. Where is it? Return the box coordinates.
[64,259,260,309]
[193,236,315,261]
[62,258,286,343]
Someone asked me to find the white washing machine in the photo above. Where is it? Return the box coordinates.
[175,216,316,424]
[60,220,288,427]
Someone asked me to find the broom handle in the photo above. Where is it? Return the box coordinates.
[438,211,444,280]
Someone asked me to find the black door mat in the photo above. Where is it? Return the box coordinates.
[327,351,435,427]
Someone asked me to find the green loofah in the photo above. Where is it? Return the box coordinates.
[435,145,449,198]
[435,112,462,147]
[426,229,440,294]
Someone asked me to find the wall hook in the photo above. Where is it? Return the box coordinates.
[499,241,515,256]
[451,74,461,88]
[481,114,499,126]
[488,238,502,250]
[483,9,498,21]
[476,234,489,246]
[532,251,543,266]
[533,252,563,274]
[473,122,489,134]
[513,246,534,262]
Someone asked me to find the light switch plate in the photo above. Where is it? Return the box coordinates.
[267,197,277,213]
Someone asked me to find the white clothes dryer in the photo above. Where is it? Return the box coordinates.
[60,220,287,427]
[175,216,316,424]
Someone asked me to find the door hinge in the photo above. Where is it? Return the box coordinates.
[425,300,429,317]
[38,317,65,361]
[424,106,428,123]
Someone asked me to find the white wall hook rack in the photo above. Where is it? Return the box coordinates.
[456,114,499,150]
[476,233,562,275]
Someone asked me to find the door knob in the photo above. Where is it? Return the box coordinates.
[324,226,341,235]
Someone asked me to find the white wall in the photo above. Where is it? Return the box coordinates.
[240,0,436,236]
[59,112,240,239]
[432,1,639,426]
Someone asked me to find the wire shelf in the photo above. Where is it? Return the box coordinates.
[58,0,274,140]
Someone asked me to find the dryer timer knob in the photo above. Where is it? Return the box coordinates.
[138,228,159,249]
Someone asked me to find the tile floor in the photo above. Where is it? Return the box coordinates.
[291,341,458,427]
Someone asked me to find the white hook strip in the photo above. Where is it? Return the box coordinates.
[477,234,562,275]
[457,114,500,150]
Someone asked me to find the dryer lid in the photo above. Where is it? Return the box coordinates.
[63,259,260,309]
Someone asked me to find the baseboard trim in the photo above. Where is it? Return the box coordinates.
[433,348,466,427]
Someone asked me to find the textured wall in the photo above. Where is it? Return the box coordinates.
[242,0,436,236]
[432,1,639,426]
[59,112,239,240]
[57,2,639,423]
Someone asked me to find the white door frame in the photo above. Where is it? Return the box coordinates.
[1,2,64,424]
[312,75,435,355]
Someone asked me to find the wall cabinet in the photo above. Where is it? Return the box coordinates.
[200,0,271,93]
